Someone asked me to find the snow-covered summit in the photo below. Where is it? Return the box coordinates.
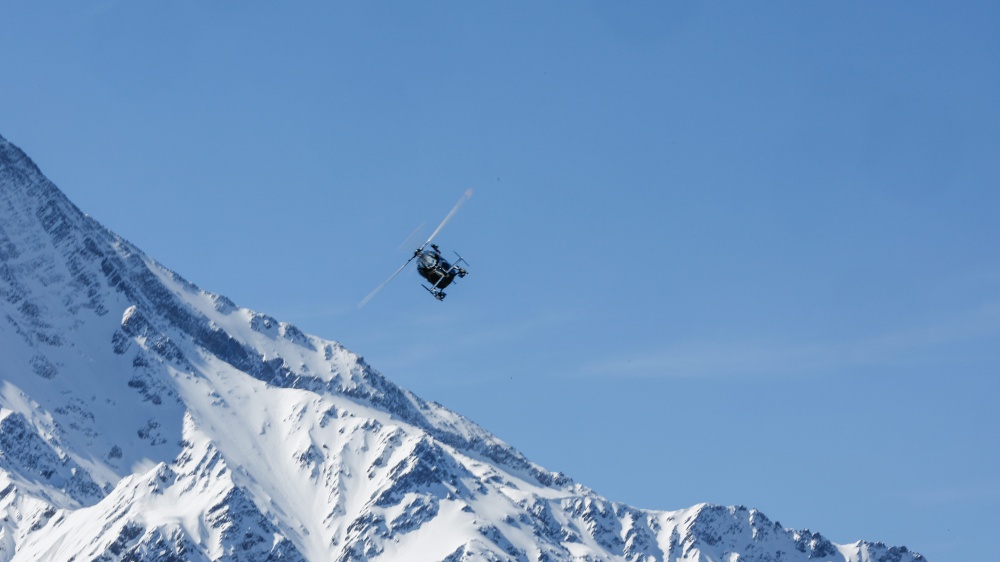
[0,133,926,561]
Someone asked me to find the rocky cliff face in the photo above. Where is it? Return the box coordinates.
[0,133,926,561]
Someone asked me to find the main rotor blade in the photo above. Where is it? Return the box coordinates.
[396,222,426,252]
[420,188,473,251]
[358,256,414,309]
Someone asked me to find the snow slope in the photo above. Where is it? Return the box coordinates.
[0,133,926,561]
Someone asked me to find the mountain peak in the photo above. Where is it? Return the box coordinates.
[0,133,926,561]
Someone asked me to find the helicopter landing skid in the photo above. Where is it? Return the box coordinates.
[451,252,469,277]
[422,284,446,300]
[422,257,469,301]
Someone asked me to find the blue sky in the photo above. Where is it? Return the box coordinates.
[3,2,999,560]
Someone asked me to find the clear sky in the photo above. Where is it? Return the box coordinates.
[3,2,999,560]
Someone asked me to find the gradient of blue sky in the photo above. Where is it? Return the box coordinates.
[3,2,999,560]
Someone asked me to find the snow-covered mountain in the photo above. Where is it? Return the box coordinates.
[0,133,925,562]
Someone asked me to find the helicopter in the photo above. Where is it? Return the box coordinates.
[359,189,472,308]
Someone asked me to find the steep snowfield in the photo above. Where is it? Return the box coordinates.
[0,133,926,561]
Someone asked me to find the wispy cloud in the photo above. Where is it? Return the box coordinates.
[584,302,1000,378]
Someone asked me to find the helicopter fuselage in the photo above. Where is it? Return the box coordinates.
[413,244,468,300]
[416,250,457,289]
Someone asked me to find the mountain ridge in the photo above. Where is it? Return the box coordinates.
[0,133,925,561]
